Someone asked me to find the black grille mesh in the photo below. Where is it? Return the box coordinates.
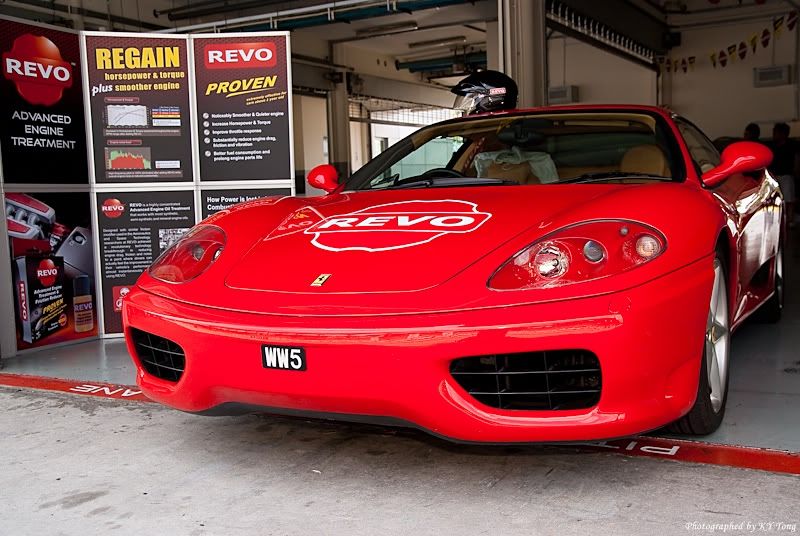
[450,350,601,410]
[130,328,185,382]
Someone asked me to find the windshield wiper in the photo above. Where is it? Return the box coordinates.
[389,176,518,189]
[559,172,671,184]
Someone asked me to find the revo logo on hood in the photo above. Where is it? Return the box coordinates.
[204,42,276,69]
[305,200,492,252]
[3,34,73,106]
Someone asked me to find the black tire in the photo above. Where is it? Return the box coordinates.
[759,239,784,324]
[668,251,730,435]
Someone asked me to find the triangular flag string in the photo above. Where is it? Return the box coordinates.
[664,9,797,74]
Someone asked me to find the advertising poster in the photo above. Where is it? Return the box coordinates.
[0,17,88,184]
[96,190,195,333]
[192,33,292,182]
[82,33,192,183]
[5,191,97,349]
[201,187,290,219]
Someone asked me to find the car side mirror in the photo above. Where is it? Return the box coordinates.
[701,141,773,188]
[306,164,339,193]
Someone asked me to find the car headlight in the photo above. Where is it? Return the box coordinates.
[488,220,666,290]
[149,225,226,284]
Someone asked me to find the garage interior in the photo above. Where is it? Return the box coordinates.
[1,0,799,469]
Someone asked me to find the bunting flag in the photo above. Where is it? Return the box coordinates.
[683,9,798,74]
[738,41,747,60]
[788,11,798,31]
[774,15,784,38]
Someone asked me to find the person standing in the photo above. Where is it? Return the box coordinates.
[743,122,761,141]
[769,122,799,227]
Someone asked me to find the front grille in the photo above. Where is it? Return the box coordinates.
[450,350,601,410]
[130,328,185,382]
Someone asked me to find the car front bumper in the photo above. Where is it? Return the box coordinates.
[123,254,713,443]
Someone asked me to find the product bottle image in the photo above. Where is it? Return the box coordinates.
[73,275,94,333]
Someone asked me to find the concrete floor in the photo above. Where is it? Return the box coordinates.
[1,387,798,536]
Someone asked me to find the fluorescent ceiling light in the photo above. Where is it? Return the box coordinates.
[408,36,467,49]
[356,21,418,37]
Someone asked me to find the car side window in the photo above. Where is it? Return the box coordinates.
[676,120,721,174]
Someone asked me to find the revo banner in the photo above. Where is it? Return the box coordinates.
[82,32,193,184]
[192,33,293,182]
[0,16,88,183]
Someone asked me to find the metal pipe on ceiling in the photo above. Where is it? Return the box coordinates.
[329,17,495,45]
[664,0,788,14]
[396,51,487,73]
[166,0,288,21]
[160,0,375,32]
[153,0,232,18]
[161,0,482,33]
[3,0,165,29]
[395,43,486,62]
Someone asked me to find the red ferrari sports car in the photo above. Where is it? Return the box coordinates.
[123,105,783,442]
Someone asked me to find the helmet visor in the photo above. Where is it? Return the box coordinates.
[453,94,478,113]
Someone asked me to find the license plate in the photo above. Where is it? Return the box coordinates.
[262,345,306,371]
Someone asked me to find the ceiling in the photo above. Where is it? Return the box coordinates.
[291,2,492,61]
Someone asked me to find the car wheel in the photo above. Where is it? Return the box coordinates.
[760,240,784,324]
[668,254,730,435]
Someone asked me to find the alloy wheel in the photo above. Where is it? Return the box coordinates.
[705,259,730,413]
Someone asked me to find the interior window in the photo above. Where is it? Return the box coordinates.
[677,120,721,174]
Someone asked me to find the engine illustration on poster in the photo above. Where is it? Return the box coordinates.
[82,33,192,183]
[5,192,97,349]
[193,34,292,182]
[96,191,195,333]
[0,16,88,183]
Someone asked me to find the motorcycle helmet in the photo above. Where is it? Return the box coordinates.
[451,70,518,115]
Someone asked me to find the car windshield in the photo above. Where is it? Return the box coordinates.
[345,111,684,190]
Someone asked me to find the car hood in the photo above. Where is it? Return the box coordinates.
[222,186,613,294]
[139,182,713,316]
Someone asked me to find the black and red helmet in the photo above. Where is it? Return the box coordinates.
[451,70,518,115]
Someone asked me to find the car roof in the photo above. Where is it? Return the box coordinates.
[468,103,672,119]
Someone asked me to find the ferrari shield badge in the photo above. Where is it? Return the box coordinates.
[310,273,332,287]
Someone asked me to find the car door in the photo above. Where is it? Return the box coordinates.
[676,119,778,321]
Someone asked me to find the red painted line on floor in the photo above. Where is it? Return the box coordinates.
[0,372,150,402]
[573,437,800,476]
[1,372,798,475]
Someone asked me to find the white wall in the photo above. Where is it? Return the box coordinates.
[548,37,658,105]
[668,20,797,139]
[349,121,370,172]
[292,95,328,173]
[371,123,417,156]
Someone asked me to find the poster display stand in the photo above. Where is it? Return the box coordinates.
[0,15,294,355]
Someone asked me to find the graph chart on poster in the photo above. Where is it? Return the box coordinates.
[106,105,148,127]
[105,148,152,170]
